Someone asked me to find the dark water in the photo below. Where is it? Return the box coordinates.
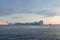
[0,25,60,40]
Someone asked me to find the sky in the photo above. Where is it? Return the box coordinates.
[0,0,60,24]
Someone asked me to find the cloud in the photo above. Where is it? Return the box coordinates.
[0,0,60,18]
[11,17,21,19]
[18,6,60,17]
[36,10,59,17]
[0,6,60,17]
[0,8,14,16]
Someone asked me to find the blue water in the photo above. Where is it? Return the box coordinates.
[0,25,60,40]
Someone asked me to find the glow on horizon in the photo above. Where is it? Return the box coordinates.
[0,16,59,25]
[44,16,60,24]
[7,16,60,24]
[0,17,60,25]
[0,19,7,25]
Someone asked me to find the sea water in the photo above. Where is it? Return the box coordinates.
[0,25,60,40]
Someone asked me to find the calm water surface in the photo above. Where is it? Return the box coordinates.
[0,25,60,40]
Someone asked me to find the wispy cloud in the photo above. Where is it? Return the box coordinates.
[0,0,60,18]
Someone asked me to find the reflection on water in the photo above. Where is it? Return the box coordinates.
[0,25,60,40]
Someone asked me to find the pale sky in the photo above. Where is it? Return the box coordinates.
[0,0,60,24]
